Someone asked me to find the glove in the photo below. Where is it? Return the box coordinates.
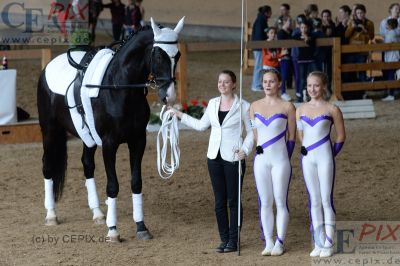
[286,140,295,159]
[332,142,344,157]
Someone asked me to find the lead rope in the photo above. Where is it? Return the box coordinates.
[156,105,180,179]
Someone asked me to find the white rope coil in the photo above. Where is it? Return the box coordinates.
[156,105,180,179]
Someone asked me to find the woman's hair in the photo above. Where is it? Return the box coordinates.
[354,4,366,13]
[281,3,290,11]
[220,70,237,84]
[321,9,332,17]
[339,5,351,15]
[262,68,282,82]
[304,4,318,17]
[259,5,271,14]
[307,71,328,98]
[389,3,400,12]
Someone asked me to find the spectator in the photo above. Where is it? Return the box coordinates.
[275,3,293,30]
[311,18,326,73]
[335,5,351,44]
[291,15,307,102]
[277,17,293,101]
[304,4,319,27]
[379,3,400,36]
[89,0,104,43]
[293,20,316,102]
[124,0,143,36]
[135,0,146,26]
[103,0,126,41]
[344,4,374,85]
[251,5,272,92]
[262,27,287,71]
[382,18,400,101]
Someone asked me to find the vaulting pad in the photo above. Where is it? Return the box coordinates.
[44,48,114,147]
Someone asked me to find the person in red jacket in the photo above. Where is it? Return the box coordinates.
[262,27,288,71]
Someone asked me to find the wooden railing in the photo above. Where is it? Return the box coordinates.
[245,23,400,100]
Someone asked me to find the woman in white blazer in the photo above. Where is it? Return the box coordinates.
[170,70,253,253]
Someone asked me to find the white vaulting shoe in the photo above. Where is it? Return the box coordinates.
[320,246,334,257]
[310,246,322,257]
[382,95,395,101]
[271,242,285,256]
[261,241,275,256]
[281,93,292,102]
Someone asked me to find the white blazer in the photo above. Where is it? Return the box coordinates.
[181,95,254,162]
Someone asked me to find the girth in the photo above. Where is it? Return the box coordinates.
[66,47,100,127]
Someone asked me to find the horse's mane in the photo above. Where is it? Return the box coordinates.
[113,25,153,55]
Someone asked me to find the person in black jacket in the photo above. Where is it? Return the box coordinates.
[251,5,272,91]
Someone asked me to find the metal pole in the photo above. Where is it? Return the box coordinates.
[237,0,246,256]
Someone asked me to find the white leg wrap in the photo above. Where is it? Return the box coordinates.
[44,179,55,210]
[106,197,117,227]
[132,193,144,222]
[85,178,100,210]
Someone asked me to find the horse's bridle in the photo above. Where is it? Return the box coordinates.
[85,40,180,92]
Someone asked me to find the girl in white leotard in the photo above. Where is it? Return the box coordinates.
[250,69,296,256]
[296,71,346,258]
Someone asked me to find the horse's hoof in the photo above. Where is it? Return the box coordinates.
[93,216,106,225]
[105,235,121,243]
[136,230,153,240]
[44,217,59,226]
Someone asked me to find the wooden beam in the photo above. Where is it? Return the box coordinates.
[246,38,336,49]
[331,37,343,100]
[186,42,240,52]
[342,43,400,53]
[341,61,400,72]
[342,80,400,91]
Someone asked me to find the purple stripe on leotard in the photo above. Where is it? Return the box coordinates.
[276,236,284,245]
[305,134,331,152]
[300,115,332,127]
[255,113,287,126]
[260,130,287,150]
[286,166,292,212]
[326,235,333,244]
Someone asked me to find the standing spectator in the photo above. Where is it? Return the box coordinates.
[103,0,126,41]
[262,27,287,71]
[335,5,351,44]
[89,0,104,43]
[379,3,400,37]
[321,9,336,38]
[124,0,142,36]
[251,5,272,92]
[382,18,400,101]
[293,20,316,102]
[291,15,306,102]
[311,18,326,72]
[275,3,293,30]
[277,17,293,101]
[135,0,146,26]
[304,4,319,27]
[344,4,374,88]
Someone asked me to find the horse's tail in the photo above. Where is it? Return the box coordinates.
[37,71,67,202]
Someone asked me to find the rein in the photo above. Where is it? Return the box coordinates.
[74,40,180,91]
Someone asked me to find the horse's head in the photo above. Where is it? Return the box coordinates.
[150,17,184,105]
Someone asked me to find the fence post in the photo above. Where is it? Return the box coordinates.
[177,42,187,104]
[41,49,52,70]
[331,37,343,101]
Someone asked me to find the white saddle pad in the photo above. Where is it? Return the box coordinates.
[45,48,114,147]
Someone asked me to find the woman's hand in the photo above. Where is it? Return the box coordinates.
[235,149,247,160]
[167,107,183,119]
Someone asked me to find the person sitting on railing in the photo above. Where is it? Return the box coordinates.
[344,4,374,99]
[382,18,400,101]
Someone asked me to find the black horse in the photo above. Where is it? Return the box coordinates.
[37,17,184,242]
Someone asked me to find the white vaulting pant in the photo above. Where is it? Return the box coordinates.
[298,115,335,247]
[253,113,291,245]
